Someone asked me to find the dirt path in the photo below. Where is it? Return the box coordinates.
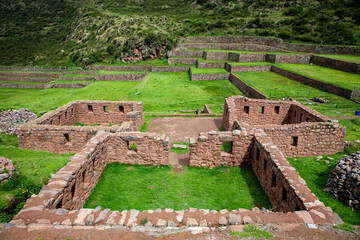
[148,117,222,169]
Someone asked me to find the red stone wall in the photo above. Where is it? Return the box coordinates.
[18,101,145,154]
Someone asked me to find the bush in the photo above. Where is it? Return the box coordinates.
[284,7,303,16]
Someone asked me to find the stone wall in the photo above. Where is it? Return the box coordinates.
[178,43,282,52]
[185,36,283,46]
[197,61,226,69]
[271,66,355,99]
[0,72,60,78]
[203,52,229,61]
[152,66,190,72]
[0,77,55,83]
[190,71,230,81]
[311,55,360,74]
[0,83,52,89]
[95,73,148,81]
[167,50,204,57]
[265,54,311,64]
[168,58,197,65]
[227,64,271,73]
[251,132,324,212]
[52,83,91,88]
[223,96,329,130]
[18,101,144,154]
[229,74,267,99]
[189,130,255,167]
[282,43,360,56]
[88,65,152,71]
[60,76,96,81]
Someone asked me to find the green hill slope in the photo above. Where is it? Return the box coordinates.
[0,0,359,67]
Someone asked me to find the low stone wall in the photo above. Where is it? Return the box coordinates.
[197,61,226,69]
[18,101,144,154]
[311,55,360,74]
[152,66,190,72]
[282,43,360,56]
[227,65,271,73]
[0,72,60,78]
[167,50,204,58]
[95,73,147,81]
[88,65,152,71]
[0,83,52,89]
[203,52,229,61]
[185,36,283,46]
[0,77,55,83]
[59,76,96,81]
[229,74,267,99]
[265,54,311,64]
[168,58,197,65]
[0,66,68,72]
[178,43,282,52]
[53,83,91,88]
[190,72,230,81]
[252,133,325,212]
[271,66,356,99]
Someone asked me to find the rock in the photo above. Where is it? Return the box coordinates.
[126,209,140,226]
[324,160,329,164]
[243,216,253,224]
[85,214,94,226]
[0,173,9,181]
[176,210,184,223]
[186,218,198,227]
[156,219,167,227]
[199,219,207,227]
[172,144,187,149]
[94,209,110,224]
[0,109,37,135]
[229,214,242,225]
[218,216,227,226]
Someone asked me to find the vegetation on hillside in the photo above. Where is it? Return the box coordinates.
[0,0,359,67]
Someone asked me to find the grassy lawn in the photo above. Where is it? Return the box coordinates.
[288,148,360,225]
[0,81,137,114]
[338,119,360,141]
[318,54,360,64]
[235,71,359,118]
[124,72,243,113]
[275,63,360,90]
[84,163,272,211]
[190,67,229,74]
[0,133,72,222]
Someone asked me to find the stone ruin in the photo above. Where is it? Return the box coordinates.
[327,152,360,210]
[10,96,347,229]
[0,108,37,135]
[0,157,18,183]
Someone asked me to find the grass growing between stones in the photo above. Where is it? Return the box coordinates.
[0,133,72,222]
[0,81,137,114]
[235,71,359,118]
[124,72,243,113]
[84,163,272,211]
[288,148,360,225]
[171,142,189,154]
[275,63,360,90]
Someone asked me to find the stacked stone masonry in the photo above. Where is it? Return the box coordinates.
[18,101,144,154]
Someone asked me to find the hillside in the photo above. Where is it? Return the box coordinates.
[0,0,359,67]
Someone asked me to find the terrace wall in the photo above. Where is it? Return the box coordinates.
[95,73,148,81]
[229,74,267,99]
[0,77,55,83]
[0,83,91,89]
[282,43,360,56]
[88,65,152,71]
[197,61,226,69]
[185,36,283,46]
[168,58,197,65]
[0,72,60,78]
[226,64,271,73]
[311,55,360,74]
[190,72,230,81]
[265,54,311,64]
[271,66,356,99]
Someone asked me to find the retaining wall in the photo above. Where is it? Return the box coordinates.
[197,61,226,69]
[226,64,271,73]
[0,83,91,89]
[168,58,197,65]
[265,54,311,64]
[0,72,61,78]
[190,72,230,81]
[311,55,360,74]
[229,74,267,99]
[88,65,152,71]
[282,43,360,56]
[167,50,204,58]
[0,77,55,83]
[178,43,283,52]
[185,36,283,46]
[95,73,147,81]
[271,66,357,99]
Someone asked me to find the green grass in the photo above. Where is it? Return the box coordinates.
[0,81,137,114]
[84,163,272,211]
[231,225,273,239]
[318,54,360,64]
[288,149,360,225]
[124,72,243,113]
[338,119,360,141]
[171,142,189,154]
[235,71,359,117]
[333,223,356,233]
[190,67,229,74]
[275,63,360,90]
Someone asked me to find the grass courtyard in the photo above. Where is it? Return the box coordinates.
[84,163,272,211]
